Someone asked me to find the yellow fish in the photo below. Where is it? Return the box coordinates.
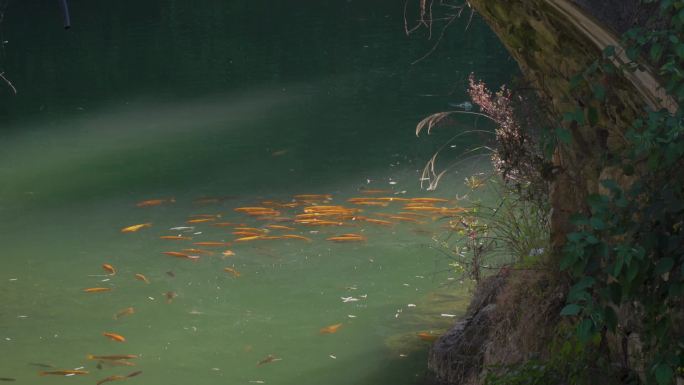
[120,223,152,233]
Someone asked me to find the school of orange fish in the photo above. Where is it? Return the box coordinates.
[33,190,464,383]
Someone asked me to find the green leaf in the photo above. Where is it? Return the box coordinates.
[555,127,572,144]
[560,304,582,316]
[626,46,639,61]
[676,43,684,59]
[592,84,606,101]
[654,258,674,275]
[587,107,599,126]
[577,319,594,342]
[590,217,606,230]
[651,43,663,61]
[627,262,640,282]
[614,256,624,276]
[567,232,584,242]
[655,363,674,385]
[562,112,574,122]
[586,234,600,244]
[568,289,591,302]
[574,276,596,291]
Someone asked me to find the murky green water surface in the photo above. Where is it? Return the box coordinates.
[0,1,513,384]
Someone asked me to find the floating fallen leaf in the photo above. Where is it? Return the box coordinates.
[256,354,281,367]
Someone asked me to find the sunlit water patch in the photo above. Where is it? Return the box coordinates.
[0,164,491,385]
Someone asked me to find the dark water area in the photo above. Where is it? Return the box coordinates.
[0,1,515,384]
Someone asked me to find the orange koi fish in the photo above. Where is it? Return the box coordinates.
[417,332,439,342]
[134,273,150,284]
[136,198,175,208]
[401,206,440,212]
[182,248,214,255]
[398,211,431,217]
[355,217,394,226]
[96,375,126,385]
[280,234,312,242]
[102,263,116,275]
[186,218,215,224]
[293,194,333,200]
[224,267,241,277]
[232,231,263,237]
[103,332,126,342]
[160,235,192,240]
[266,225,296,231]
[162,251,200,260]
[39,370,89,376]
[297,219,345,226]
[221,250,235,257]
[239,209,281,217]
[96,360,136,368]
[87,354,138,361]
[409,197,450,203]
[188,213,222,219]
[234,207,270,213]
[326,234,366,242]
[234,235,264,242]
[114,307,135,320]
[375,214,423,223]
[192,242,231,247]
[95,371,141,385]
[234,227,265,232]
[83,287,112,293]
[349,200,389,207]
[211,222,240,227]
[120,223,152,233]
[319,323,343,334]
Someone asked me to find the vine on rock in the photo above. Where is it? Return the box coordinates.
[559,1,684,384]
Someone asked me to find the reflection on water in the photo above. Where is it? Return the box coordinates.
[0,0,514,383]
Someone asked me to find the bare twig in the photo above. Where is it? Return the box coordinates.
[411,14,458,65]
[0,71,16,94]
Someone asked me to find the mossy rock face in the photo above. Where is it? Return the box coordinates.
[467,0,658,262]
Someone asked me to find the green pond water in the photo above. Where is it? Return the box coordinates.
[0,1,514,384]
